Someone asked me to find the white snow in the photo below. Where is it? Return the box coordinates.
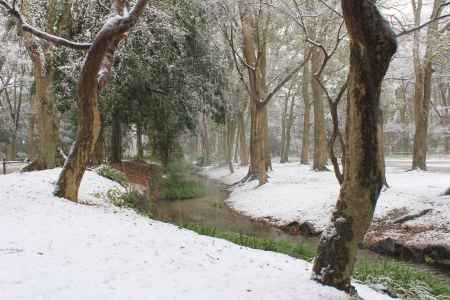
[205,162,450,245]
[0,169,392,300]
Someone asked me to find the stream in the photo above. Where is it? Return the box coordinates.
[149,176,450,281]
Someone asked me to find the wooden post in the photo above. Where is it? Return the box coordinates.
[2,159,6,175]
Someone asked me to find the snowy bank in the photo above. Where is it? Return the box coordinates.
[205,162,450,263]
[0,169,390,299]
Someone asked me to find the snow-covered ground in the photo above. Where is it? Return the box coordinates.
[0,169,391,300]
[205,162,450,248]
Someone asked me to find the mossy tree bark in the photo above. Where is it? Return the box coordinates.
[19,0,62,170]
[312,0,397,293]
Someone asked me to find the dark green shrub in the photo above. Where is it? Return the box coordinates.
[96,165,128,186]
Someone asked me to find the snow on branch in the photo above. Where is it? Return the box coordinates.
[0,0,92,50]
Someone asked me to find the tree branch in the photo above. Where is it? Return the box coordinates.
[396,13,450,37]
[0,0,92,50]
[261,50,311,107]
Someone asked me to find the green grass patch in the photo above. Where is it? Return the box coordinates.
[179,223,449,300]
[106,187,152,215]
[354,260,450,300]
[95,165,128,186]
[181,223,316,261]
[160,160,206,200]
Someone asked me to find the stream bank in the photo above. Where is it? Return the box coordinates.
[112,160,450,281]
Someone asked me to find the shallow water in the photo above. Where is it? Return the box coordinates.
[150,177,450,281]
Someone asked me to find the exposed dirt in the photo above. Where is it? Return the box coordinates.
[111,160,155,186]
[364,209,450,268]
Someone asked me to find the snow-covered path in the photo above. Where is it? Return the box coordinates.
[0,169,389,300]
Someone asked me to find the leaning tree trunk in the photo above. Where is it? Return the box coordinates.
[312,0,397,293]
[55,0,148,202]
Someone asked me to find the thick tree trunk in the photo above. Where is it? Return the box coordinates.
[92,128,105,165]
[35,71,59,169]
[312,0,397,293]
[412,68,428,170]
[301,61,311,164]
[311,48,328,171]
[19,0,60,170]
[263,107,272,172]
[239,1,268,184]
[55,0,148,201]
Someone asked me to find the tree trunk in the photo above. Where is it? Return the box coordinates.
[238,111,249,165]
[199,112,210,165]
[239,1,269,184]
[225,118,236,173]
[92,128,105,165]
[312,0,397,293]
[412,0,442,170]
[35,70,59,168]
[311,48,328,171]
[248,103,268,183]
[110,110,122,163]
[284,95,296,163]
[396,84,410,153]
[438,81,449,154]
[7,137,16,161]
[55,0,148,201]
[19,0,60,170]
[263,107,272,172]
[280,95,288,163]
[136,122,144,160]
[301,60,311,164]
[27,95,37,161]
